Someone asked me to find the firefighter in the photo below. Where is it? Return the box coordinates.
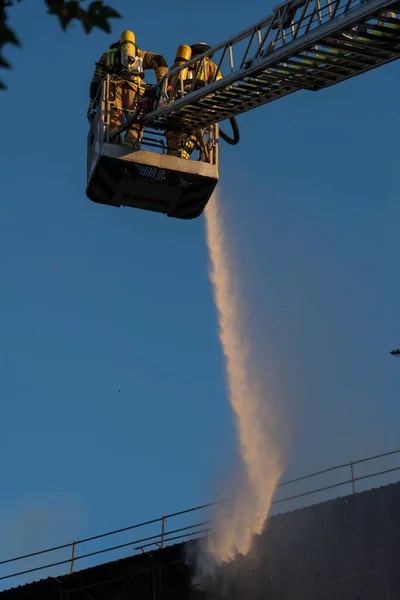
[166,42,223,160]
[88,31,168,148]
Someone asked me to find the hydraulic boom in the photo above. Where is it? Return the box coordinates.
[86,0,400,219]
[144,0,400,132]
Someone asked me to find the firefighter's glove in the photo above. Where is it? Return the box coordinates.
[143,84,159,99]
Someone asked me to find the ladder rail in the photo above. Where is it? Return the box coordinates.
[143,0,400,129]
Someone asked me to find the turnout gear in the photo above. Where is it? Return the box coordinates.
[109,79,146,146]
[88,30,168,147]
[166,43,222,160]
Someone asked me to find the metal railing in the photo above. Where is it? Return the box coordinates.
[86,76,168,183]
[86,75,219,186]
[1,447,399,587]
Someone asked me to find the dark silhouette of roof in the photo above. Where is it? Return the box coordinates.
[1,481,400,600]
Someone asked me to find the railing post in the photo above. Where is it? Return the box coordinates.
[70,541,76,574]
[350,461,356,494]
[161,517,166,549]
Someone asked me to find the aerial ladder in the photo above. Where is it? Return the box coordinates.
[86,0,400,219]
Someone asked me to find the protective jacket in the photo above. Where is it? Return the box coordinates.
[169,54,223,92]
[89,42,168,109]
[190,55,223,84]
[166,54,223,159]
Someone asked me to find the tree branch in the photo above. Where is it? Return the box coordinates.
[0,0,120,89]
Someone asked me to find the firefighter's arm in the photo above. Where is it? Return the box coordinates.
[167,60,180,92]
[88,52,108,114]
[140,49,169,82]
[209,61,223,83]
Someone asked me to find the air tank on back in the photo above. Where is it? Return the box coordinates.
[169,44,192,94]
[120,30,137,70]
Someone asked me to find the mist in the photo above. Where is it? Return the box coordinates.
[202,191,286,564]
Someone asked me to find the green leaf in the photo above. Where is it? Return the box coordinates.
[1,23,22,46]
[58,11,73,30]
[81,11,94,33]
[45,0,66,15]
[64,0,81,18]
[87,1,120,22]
[1,0,121,92]
[87,1,120,32]
[98,4,120,18]
[0,53,11,68]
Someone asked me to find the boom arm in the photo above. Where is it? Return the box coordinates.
[144,0,400,131]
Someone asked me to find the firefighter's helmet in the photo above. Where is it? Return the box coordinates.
[190,42,212,55]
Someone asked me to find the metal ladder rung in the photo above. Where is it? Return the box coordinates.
[193,96,235,107]
[245,74,292,87]
[330,30,396,48]
[184,104,233,116]
[237,79,291,95]
[203,86,244,99]
[203,92,247,104]
[379,14,400,25]
[335,34,400,53]
[325,34,400,56]
[365,15,400,26]
[323,39,378,57]
[260,66,336,86]
[258,64,321,81]
[235,79,266,89]
[366,22,400,33]
[281,56,347,72]
[284,63,352,80]
[326,50,377,68]
[299,46,370,65]
[241,78,296,93]
[216,88,254,100]
[253,72,306,88]
[185,91,296,127]
[285,55,356,74]
[277,69,339,87]
[190,108,234,120]
[230,83,260,95]
[313,45,378,66]
[200,95,242,106]
[266,66,335,85]
[341,28,399,43]
[181,109,230,120]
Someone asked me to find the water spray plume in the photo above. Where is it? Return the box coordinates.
[204,191,285,564]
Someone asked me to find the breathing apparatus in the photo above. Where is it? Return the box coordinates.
[170,42,210,92]
[120,30,142,73]
[171,42,240,146]
[174,44,192,81]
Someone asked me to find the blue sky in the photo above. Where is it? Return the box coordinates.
[1,0,400,586]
